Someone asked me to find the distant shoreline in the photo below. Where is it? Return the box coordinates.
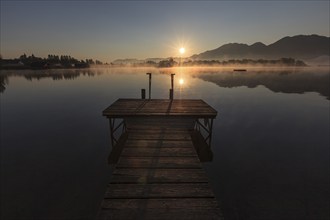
[1,60,311,70]
[1,65,329,73]
[1,54,310,70]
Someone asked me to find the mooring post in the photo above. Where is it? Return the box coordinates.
[146,73,152,99]
[169,89,173,100]
[170,73,175,100]
[141,89,146,99]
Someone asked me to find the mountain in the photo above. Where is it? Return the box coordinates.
[191,35,330,62]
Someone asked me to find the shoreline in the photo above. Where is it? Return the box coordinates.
[1,65,329,72]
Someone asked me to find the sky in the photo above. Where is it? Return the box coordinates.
[1,1,329,62]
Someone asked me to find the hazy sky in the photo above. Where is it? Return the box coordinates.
[1,1,329,62]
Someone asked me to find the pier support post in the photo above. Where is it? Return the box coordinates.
[194,118,214,147]
[141,89,146,99]
[108,118,126,148]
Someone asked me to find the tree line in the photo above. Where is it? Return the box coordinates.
[181,58,307,67]
[0,53,105,69]
[116,57,307,68]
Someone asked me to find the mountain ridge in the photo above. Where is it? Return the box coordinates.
[191,34,329,61]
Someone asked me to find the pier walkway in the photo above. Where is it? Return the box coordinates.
[98,99,223,220]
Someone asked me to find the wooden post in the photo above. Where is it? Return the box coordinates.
[141,89,146,99]
[146,73,152,99]
[109,118,115,147]
[171,73,175,90]
[170,73,175,100]
[208,119,214,146]
[169,89,173,100]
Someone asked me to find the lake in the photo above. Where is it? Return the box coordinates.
[1,67,329,220]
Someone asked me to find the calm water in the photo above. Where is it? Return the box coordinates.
[1,67,329,220]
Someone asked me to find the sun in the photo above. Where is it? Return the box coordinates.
[179,47,185,54]
[179,79,184,85]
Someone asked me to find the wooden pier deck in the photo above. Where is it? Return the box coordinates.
[98,99,222,220]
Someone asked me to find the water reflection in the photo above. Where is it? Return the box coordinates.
[0,69,101,82]
[0,75,8,93]
[192,69,330,99]
[1,68,329,99]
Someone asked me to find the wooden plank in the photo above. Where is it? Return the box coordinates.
[127,130,192,135]
[103,99,146,115]
[121,147,196,157]
[125,117,195,128]
[110,168,208,183]
[116,157,201,169]
[126,125,195,131]
[105,113,216,117]
[104,183,215,198]
[127,133,191,140]
[98,207,223,220]
[140,105,215,110]
[132,113,216,117]
[124,140,194,148]
[126,128,193,133]
[138,108,215,113]
[100,198,219,209]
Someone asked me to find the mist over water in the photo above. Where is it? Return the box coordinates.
[1,67,329,220]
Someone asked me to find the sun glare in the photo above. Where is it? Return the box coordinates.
[179,79,184,85]
[179,47,185,54]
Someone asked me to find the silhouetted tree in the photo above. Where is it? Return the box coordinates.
[95,60,103,65]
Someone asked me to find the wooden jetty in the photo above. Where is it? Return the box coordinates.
[98,99,223,220]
